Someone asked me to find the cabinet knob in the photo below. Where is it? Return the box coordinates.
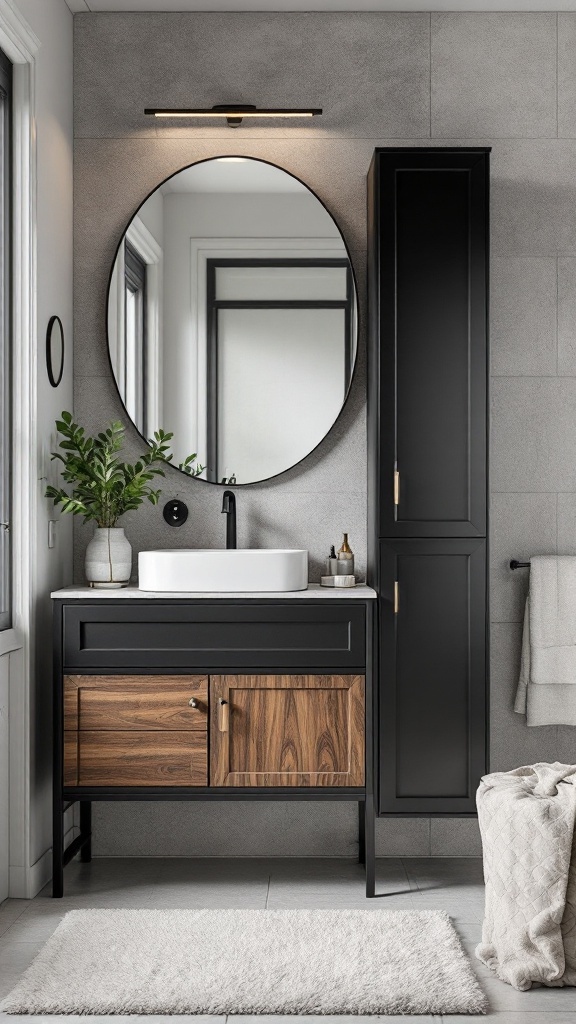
[188,697,198,708]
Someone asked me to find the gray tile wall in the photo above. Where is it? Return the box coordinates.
[73,12,576,858]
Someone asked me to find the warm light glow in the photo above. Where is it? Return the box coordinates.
[150,111,317,118]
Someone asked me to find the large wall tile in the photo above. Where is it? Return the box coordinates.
[376,818,430,858]
[557,493,576,554]
[491,378,576,492]
[92,801,360,857]
[431,13,556,139]
[559,14,576,138]
[490,623,559,771]
[74,12,430,140]
[430,819,481,858]
[491,141,576,257]
[491,257,557,376]
[490,492,557,622]
[558,258,576,374]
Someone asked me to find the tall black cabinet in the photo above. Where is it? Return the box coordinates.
[368,148,489,816]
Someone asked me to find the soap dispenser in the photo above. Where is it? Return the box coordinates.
[337,533,354,576]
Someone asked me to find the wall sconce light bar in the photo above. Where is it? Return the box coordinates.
[144,104,322,128]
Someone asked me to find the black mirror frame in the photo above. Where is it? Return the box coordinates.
[105,154,360,487]
[46,315,65,388]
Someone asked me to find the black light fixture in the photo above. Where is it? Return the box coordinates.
[144,104,322,128]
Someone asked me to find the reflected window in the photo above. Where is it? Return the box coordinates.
[206,258,353,484]
[124,241,147,435]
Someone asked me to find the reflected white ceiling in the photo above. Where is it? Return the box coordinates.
[65,1,576,13]
[160,159,306,194]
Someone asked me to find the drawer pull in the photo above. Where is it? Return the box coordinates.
[188,698,198,708]
[218,698,229,732]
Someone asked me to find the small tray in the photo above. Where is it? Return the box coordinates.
[320,574,356,588]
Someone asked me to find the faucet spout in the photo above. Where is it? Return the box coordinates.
[221,490,237,550]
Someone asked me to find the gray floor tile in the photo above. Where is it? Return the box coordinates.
[232,1018,439,1023]
[0,899,30,938]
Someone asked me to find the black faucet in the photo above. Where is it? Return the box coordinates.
[221,490,237,549]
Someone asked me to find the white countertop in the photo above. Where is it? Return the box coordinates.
[51,583,377,600]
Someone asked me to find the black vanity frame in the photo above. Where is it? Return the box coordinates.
[52,596,377,898]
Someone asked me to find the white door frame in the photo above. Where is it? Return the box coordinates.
[0,0,40,898]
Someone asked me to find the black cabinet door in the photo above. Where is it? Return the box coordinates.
[368,149,489,540]
[378,539,487,815]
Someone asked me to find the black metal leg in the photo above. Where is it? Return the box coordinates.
[364,796,376,898]
[80,801,92,862]
[358,800,366,864]
[52,787,64,898]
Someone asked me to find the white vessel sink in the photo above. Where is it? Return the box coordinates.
[138,548,308,593]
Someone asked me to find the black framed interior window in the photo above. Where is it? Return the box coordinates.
[124,241,147,436]
[206,258,353,483]
[0,48,12,631]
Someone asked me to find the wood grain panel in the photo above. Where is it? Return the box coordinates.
[64,675,208,731]
[64,731,78,786]
[210,675,364,787]
[77,731,207,786]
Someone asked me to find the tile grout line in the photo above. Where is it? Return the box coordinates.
[556,255,560,376]
[553,11,557,140]
[429,12,432,139]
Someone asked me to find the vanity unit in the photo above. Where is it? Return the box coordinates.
[51,586,377,897]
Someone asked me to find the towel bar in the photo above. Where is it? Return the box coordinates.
[510,560,530,570]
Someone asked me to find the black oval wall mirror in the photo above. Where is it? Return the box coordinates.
[46,315,65,388]
[107,156,358,485]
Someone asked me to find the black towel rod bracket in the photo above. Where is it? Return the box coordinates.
[510,559,530,570]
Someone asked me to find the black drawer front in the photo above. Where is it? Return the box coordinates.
[62,603,366,671]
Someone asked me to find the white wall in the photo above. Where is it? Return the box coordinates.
[10,0,74,895]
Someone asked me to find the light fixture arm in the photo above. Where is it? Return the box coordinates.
[211,103,257,128]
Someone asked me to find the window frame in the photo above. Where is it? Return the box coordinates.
[205,257,353,484]
[0,46,12,632]
[123,239,148,437]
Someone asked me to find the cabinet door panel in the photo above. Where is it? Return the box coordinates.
[370,149,488,538]
[211,674,364,787]
[77,731,207,786]
[64,675,208,731]
[379,539,486,814]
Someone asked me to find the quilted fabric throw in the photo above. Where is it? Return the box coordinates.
[476,762,576,991]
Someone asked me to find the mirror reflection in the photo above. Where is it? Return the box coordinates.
[107,157,357,485]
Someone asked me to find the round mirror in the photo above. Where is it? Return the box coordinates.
[107,157,358,485]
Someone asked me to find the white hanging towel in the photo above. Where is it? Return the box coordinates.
[515,555,576,726]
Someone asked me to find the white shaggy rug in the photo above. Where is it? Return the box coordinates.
[1,908,486,1016]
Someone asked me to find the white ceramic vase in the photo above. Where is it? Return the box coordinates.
[85,527,132,589]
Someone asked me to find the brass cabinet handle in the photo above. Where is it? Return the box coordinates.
[218,698,229,732]
[188,697,198,708]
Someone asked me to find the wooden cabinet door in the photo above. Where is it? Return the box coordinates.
[378,539,486,814]
[64,675,208,787]
[210,674,365,787]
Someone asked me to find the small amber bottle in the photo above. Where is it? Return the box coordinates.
[337,533,354,576]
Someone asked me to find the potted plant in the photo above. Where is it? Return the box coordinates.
[46,412,195,588]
